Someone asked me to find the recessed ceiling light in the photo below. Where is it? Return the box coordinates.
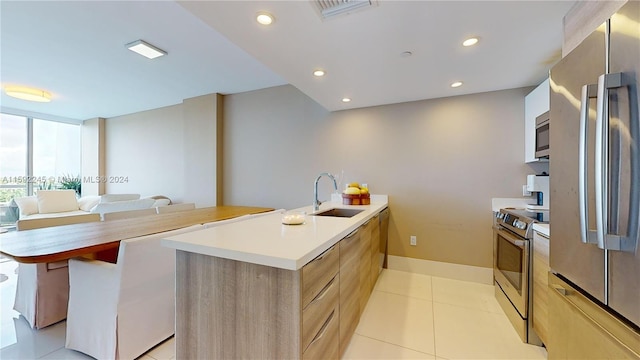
[451,81,463,88]
[256,12,274,25]
[126,40,167,59]
[313,69,326,77]
[342,97,352,103]
[462,37,479,47]
[4,86,52,102]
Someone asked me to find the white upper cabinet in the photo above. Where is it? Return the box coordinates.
[524,78,550,163]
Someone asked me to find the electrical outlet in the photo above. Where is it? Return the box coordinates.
[410,235,417,246]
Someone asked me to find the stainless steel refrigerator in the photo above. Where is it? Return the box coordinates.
[549,1,639,358]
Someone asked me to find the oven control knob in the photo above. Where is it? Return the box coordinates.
[514,220,527,230]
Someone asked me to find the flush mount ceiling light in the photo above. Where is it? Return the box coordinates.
[462,37,479,47]
[342,97,352,103]
[256,12,275,25]
[313,69,326,77]
[451,81,463,88]
[4,86,52,102]
[125,40,167,59]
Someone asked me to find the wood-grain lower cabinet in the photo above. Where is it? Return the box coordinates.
[175,211,388,360]
[176,252,302,359]
[548,273,640,359]
[532,231,549,345]
[302,245,340,359]
[339,228,361,356]
[370,213,381,288]
[358,219,372,315]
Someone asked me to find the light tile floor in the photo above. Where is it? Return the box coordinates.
[1,258,547,360]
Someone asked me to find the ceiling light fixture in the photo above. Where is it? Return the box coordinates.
[313,69,326,77]
[342,97,352,103]
[451,81,463,88]
[462,37,479,47]
[256,12,275,25]
[126,40,167,59]
[4,86,52,102]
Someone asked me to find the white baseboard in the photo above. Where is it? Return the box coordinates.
[387,255,494,285]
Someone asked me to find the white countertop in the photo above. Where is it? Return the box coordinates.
[491,197,535,212]
[162,195,388,271]
[532,223,549,237]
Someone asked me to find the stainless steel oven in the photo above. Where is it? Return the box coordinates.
[493,209,542,345]
[494,225,529,316]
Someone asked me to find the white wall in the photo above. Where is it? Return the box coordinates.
[223,85,537,268]
[80,117,104,196]
[105,104,186,202]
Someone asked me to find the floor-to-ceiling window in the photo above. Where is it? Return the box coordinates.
[0,113,80,227]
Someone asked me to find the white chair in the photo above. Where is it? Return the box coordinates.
[13,213,101,329]
[156,203,195,214]
[102,208,157,221]
[65,225,204,360]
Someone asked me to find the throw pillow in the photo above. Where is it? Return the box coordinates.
[37,190,79,214]
[14,196,39,216]
[78,196,101,211]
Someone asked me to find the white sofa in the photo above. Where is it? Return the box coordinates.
[14,191,171,221]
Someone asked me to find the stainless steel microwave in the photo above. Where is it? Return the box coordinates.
[534,111,549,158]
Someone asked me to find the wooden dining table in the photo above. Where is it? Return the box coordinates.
[0,206,274,264]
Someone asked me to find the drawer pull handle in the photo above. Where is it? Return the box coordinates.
[346,229,360,238]
[314,245,335,262]
[363,219,371,226]
[310,276,336,306]
[553,285,567,296]
[308,310,335,349]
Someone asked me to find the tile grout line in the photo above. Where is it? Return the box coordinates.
[429,275,438,359]
[375,288,433,302]
[354,333,438,358]
[356,287,437,358]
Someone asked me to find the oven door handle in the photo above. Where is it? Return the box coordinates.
[495,227,526,248]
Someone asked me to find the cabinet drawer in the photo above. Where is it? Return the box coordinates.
[302,245,339,309]
[302,307,339,360]
[302,275,339,352]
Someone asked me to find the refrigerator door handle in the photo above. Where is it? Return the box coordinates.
[579,84,599,244]
[595,74,609,250]
[595,72,635,252]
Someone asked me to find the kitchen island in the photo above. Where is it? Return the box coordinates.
[162,195,388,359]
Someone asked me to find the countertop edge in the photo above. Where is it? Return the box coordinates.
[162,197,389,271]
[532,223,550,237]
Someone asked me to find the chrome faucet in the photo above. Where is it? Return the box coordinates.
[314,172,338,211]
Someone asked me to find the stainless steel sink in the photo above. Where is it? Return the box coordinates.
[312,208,364,218]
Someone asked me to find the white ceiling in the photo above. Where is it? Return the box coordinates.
[0,1,576,122]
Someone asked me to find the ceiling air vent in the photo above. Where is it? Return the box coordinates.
[314,0,376,19]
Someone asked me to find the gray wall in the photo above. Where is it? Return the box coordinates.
[104,104,186,202]
[223,84,537,268]
[104,94,220,206]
